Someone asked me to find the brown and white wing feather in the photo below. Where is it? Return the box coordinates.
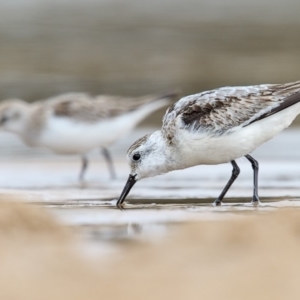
[48,92,179,123]
[162,81,300,141]
[50,95,106,122]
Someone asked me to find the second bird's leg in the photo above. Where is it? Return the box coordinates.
[101,148,116,179]
[79,154,88,182]
[214,160,240,206]
[244,154,260,204]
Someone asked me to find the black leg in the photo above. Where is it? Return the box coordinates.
[79,155,88,182]
[245,154,260,204]
[101,148,116,179]
[214,160,240,206]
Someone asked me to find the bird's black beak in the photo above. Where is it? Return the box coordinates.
[116,174,137,209]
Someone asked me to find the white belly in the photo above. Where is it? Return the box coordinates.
[37,113,141,154]
[178,102,300,166]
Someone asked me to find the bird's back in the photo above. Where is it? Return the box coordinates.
[162,81,300,142]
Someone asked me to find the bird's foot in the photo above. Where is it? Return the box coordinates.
[116,202,125,211]
[251,196,260,206]
[213,199,222,206]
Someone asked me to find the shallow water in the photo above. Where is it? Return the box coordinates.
[46,196,300,243]
[1,128,300,246]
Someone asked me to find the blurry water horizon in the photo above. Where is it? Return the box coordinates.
[0,0,300,124]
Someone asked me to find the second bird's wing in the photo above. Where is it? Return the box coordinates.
[49,92,179,123]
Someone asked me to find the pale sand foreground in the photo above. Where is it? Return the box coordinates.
[1,200,300,300]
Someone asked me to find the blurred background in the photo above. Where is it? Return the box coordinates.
[0,0,300,125]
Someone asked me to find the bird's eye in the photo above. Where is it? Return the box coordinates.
[132,153,141,161]
[0,115,8,125]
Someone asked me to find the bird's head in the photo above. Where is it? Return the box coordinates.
[117,131,172,207]
[0,99,30,134]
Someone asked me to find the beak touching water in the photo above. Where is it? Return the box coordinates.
[116,174,137,209]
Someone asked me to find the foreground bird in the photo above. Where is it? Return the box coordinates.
[0,92,178,181]
[117,80,300,208]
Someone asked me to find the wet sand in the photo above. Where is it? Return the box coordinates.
[1,128,300,299]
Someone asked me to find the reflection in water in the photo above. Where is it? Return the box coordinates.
[50,197,300,244]
[127,222,168,239]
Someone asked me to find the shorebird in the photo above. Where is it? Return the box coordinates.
[117,80,300,208]
[0,92,178,181]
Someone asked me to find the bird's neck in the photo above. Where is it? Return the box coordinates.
[162,132,200,173]
[159,135,185,174]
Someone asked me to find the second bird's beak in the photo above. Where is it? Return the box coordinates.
[116,174,137,208]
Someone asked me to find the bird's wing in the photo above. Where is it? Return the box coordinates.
[162,81,300,140]
[94,91,179,118]
[49,94,105,122]
[50,92,179,122]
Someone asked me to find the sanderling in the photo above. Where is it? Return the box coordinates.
[0,92,178,181]
[117,80,300,208]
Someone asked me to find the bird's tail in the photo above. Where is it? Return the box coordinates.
[134,90,181,107]
[129,91,180,124]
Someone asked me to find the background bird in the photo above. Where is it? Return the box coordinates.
[0,91,179,182]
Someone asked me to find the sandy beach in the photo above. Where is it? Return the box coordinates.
[0,200,299,300]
